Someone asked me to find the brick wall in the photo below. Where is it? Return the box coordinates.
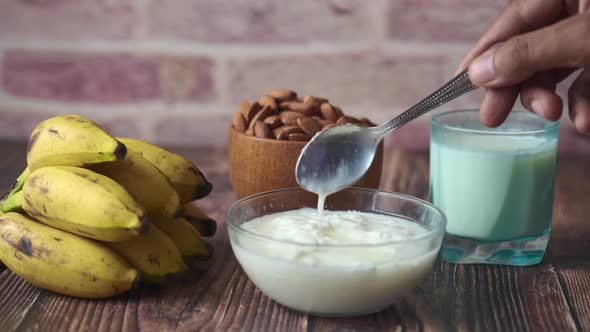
[0,0,585,151]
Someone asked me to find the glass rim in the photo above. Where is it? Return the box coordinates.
[225,187,447,248]
[431,109,560,136]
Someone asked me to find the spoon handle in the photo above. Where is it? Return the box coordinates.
[372,70,478,139]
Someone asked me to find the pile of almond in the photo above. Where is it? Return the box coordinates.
[232,89,375,141]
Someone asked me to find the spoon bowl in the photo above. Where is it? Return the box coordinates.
[296,70,477,196]
[296,124,378,195]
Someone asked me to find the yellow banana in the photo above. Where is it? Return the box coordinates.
[0,212,139,299]
[88,149,182,220]
[106,225,187,284]
[117,137,213,202]
[21,166,148,242]
[183,203,217,237]
[152,217,211,261]
[27,115,126,171]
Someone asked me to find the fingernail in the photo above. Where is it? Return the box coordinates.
[469,51,495,84]
[531,99,545,117]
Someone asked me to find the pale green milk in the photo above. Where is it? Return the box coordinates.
[430,135,557,241]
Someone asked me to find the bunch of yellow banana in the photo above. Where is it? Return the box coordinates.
[0,114,217,299]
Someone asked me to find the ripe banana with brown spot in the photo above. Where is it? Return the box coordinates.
[88,149,183,220]
[0,212,140,299]
[21,166,148,242]
[152,217,211,261]
[105,225,187,284]
[183,203,217,237]
[117,137,213,202]
[27,115,126,171]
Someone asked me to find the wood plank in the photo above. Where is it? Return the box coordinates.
[0,270,43,330]
[549,154,590,257]
[556,259,590,331]
[0,143,587,332]
[7,181,310,331]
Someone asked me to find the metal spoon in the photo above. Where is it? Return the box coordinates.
[295,70,478,196]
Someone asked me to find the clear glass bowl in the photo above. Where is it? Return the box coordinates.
[226,187,446,317]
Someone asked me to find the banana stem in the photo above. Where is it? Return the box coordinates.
[1,190,24,213]
[9,167,30,197]
[0,167,30,211]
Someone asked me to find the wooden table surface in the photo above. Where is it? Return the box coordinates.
[0,140,589,332]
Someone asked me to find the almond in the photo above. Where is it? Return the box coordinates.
[232,112,247,132]
[320,103,339,122]
[243,102,262,124]
[279,100,292,110]
[336,115,361,125]
[264,115,282,129]
[333,105,344,118]
[254,121,272,138]
[312,116,332,127]
[285,101,316,116]
[297,117,322,137]
[258,95,278,111]
[247,106,275,134]
[236,100,250,117]
[359,117,376,127]
[302,95,328,106]
[267,89,297,101]
[288,133,310,141]
[280,111,306,126]
[274,125,304,140]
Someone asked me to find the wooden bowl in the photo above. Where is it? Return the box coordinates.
[229,127,384,199]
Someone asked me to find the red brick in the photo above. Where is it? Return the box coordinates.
[0,110,51,140]
[146,0,379,43]
[225,51,450,109]
[0,0,138,40]
[1,51,214,103]
[93,115,143,139]
[150,112,230,146]
[387,0,505,42]
[0,110,144,141]
[2,51,159,103]
[159,57,215,103]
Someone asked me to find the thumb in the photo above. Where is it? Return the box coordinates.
[468,12,590,87]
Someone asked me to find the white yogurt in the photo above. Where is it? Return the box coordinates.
[231,208,438,316]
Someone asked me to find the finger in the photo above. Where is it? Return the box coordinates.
[519,72,563,121]
[469,12,590,87]
[457,0,565,72]
[568,67,590,134]
[480,87,520,127]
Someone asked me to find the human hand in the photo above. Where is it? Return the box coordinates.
[457,0,590,134]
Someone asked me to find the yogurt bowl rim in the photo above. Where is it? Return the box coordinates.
[226,187,447,248]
